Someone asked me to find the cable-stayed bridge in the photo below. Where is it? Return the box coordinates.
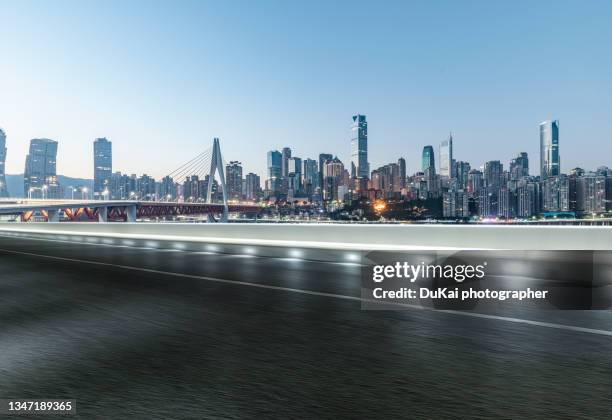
[0,138,262,222]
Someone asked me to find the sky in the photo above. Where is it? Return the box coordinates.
[1,0,611,179]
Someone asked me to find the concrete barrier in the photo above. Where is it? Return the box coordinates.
[0,222,611,251]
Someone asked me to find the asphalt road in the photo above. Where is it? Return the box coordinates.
[1,234,612,419]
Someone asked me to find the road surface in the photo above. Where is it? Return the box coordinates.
[0,234,611,419]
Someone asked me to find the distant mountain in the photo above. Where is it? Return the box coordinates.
[5,174,93,198]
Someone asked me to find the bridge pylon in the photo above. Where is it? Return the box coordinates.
[206,137,228,222]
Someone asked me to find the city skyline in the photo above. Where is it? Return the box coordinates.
[0,116,609,184]
[1,1,611,179]
[3,113,612,221]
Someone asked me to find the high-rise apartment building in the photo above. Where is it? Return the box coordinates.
[159,176,176,200]
[542,174,569,212]
[370,163,401,196]
[323,157,345,201]
[576,173,606,214]
[93,137,112,199]
[509,152,529,180]
[467,169,483,195]
[137,174,156,201]
[517,182,538,218]
[244,173,261,201]
[484,160,503,190]
[443,190,469,218]
[350,114,369,179]
[455,161,471,190]
[225,161,243,200]
[568,167,585,212]
[540,120,560,179]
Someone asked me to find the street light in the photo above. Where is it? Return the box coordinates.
[42,184,48,200]
[82,187,88,200]
[28,187,34,199]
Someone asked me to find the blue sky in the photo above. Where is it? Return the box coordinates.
[1,0,611,179]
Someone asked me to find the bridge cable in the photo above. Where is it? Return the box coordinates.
[167,149,212,182]
[164,147,212,180]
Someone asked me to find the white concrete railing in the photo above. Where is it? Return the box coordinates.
[0,222,611,251]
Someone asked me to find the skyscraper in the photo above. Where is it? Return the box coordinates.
[422,145,435,172]
[543,174,570,212]
[302,158,318,197]
[159,176,176,200]
[93,137,112,199]
[24,138,59,198]
[439,133,454,178]
[225,161,243,200]
[397,158,406,189]
[287,156,302,194]
[350,114,369,179]
[0,129,8,197]
[509,152,529,180]
[281,147,292,178]
[540,120,560,179]
[455,161,471,190]
[318,153,332,190]
[467,169,483,194]
[323,157,345,201]
[484,160,503,190]
[267,150,282,196]
[244,173,261,201]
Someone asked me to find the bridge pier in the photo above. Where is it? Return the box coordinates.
[97,207,108,223]
[126,205,137,223]
[47,209,60,222]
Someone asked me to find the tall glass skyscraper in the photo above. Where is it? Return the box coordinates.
[281,147,292,178]
[24,138,59,198]
[267,150,282,194]
[93,137,112,199]
[302,158,318,196]
[540,120,560,179]
[287,156,302,193]
[422,145,435,172]
[350,114,369,179]
[0,129,8,197]
[439,133,453,178]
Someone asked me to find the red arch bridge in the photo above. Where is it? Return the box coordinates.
[0,200,262,222]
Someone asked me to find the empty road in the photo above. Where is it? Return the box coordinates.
[1,234,611,419]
